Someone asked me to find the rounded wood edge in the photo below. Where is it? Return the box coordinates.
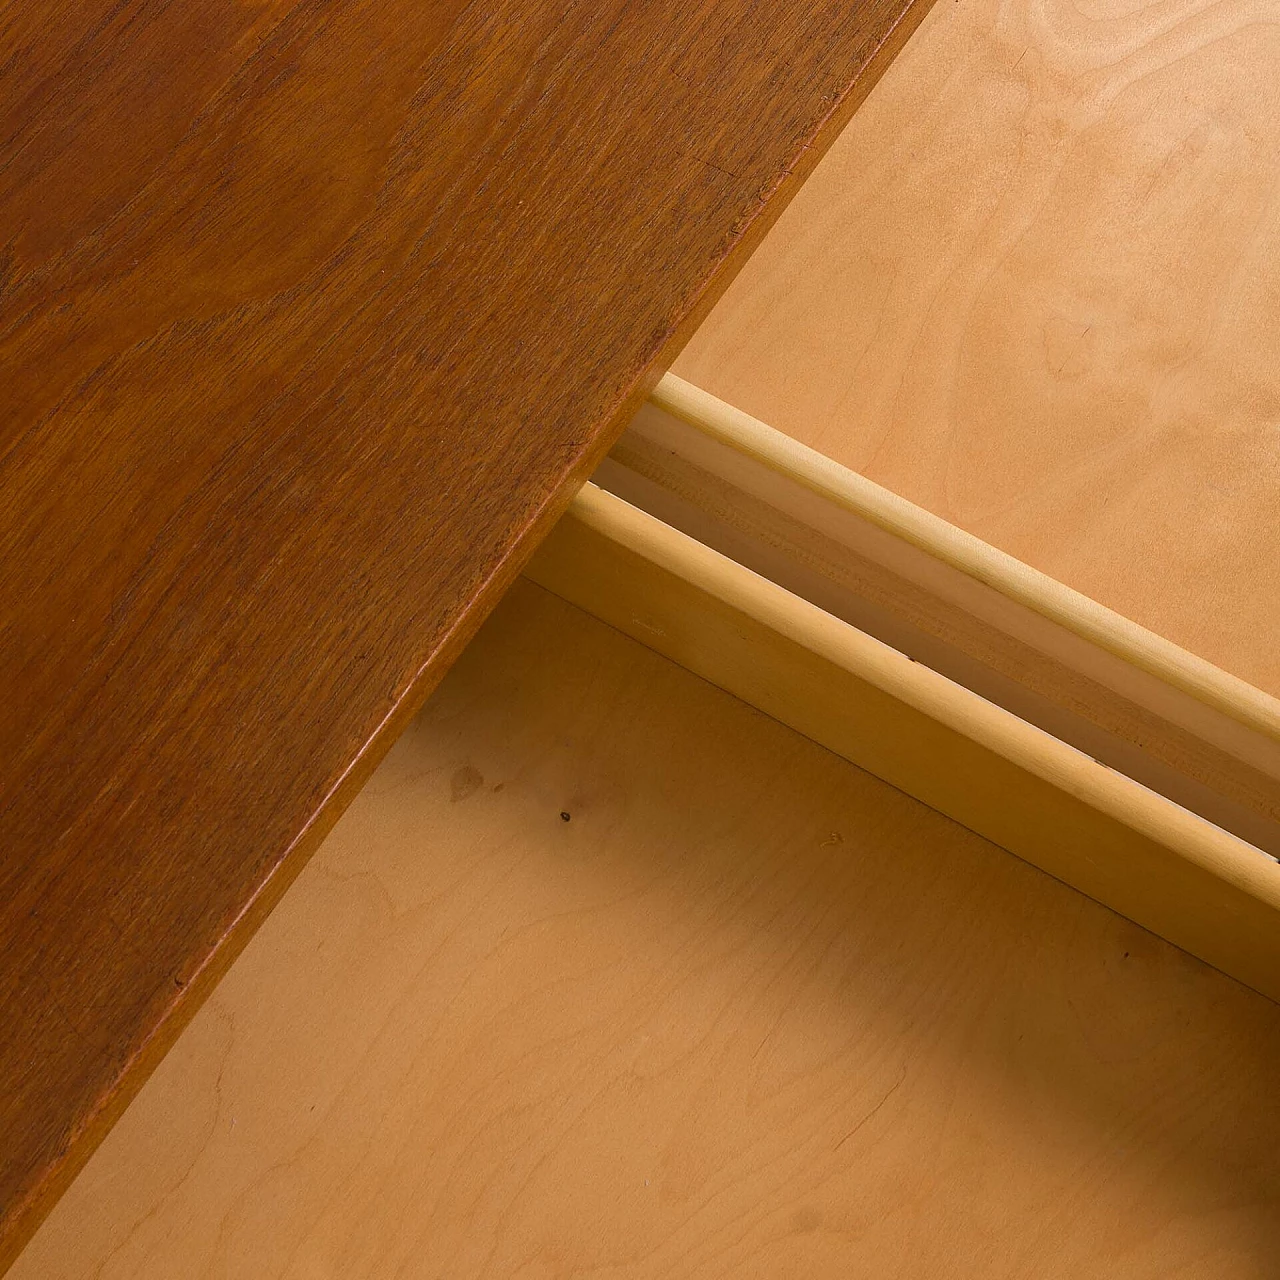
[568,481,1280,910]
[649,373,1280,747]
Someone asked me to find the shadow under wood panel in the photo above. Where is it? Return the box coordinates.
[15,581,1280,1279]
[0,0,932,1261]
[674,0,1280,699]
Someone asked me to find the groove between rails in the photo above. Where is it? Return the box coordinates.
[526,482,1280,1003]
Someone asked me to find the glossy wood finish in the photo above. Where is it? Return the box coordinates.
[0,0,932,1264]
[675,0,1280,698]
[15,582,1280,1278]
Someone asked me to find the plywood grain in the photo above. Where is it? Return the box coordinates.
[527,484,1280,1001]
[13,581,1280,1279]
[0,0,932,1260]
[674,0,1280,698]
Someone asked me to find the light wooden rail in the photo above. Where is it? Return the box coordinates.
[592,375,1280,857]
[526,476,1280,1002]
[649,375,1280,746]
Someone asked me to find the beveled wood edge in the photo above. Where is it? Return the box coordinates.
[525,483,1280,1003]
[650,373,1280,747]
[0,5,939,1269]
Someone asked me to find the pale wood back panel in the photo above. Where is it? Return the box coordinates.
[15,582,1280,1278]
[673,0,1280,698]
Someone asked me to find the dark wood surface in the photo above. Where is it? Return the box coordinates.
[0,0,929,1266]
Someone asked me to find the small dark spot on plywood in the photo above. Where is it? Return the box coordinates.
[560,811,571,822]
[450,764,483,802]
[1123,951,1130,959]
[491,782,504,793]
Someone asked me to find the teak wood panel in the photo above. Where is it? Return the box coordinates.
[0,0,932,1262]
[14,582,1280,1279]
[674,0,1280,698]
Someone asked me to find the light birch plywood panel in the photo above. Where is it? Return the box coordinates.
[673,0,1280,698]
[14,581,1280,1279]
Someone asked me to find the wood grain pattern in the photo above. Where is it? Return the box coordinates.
[673,0,1280,698]
[0,0,933,1261]
[601,381,1280,854]
[13,581,1280,1279]
[527,483,1280,1001]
